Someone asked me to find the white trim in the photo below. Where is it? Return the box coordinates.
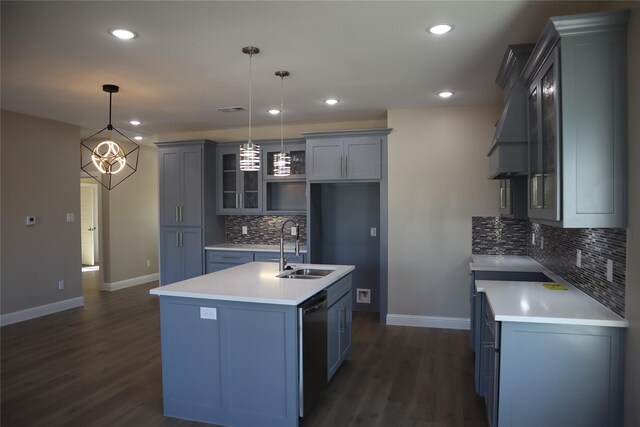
[100,273,159,292]
[1,297,84,327]
[386,314,470,330]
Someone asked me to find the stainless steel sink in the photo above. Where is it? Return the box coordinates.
[278,268,334,279]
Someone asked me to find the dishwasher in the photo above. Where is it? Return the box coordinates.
[298,290,327,418]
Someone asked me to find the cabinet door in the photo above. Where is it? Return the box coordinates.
[528,48,561,221]
[344,137,381,180]
[338,292,352,362]
[219,151,239,214]
[160,150,182,226]
[264,142,306,180]
[327,302,341,381]
[307,140,343,180]
[160,228,183,285]
[181,228,203,280]
[241,170,261,213]
[181,147,203,226]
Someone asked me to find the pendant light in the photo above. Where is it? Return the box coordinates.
[273,70,291,177]
[239,46,261,171]
[80,84,139,190]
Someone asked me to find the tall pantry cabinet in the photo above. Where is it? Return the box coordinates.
[156,140,224,285]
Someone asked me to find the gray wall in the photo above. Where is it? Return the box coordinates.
[1,110,82,314]
[387,105,500,319]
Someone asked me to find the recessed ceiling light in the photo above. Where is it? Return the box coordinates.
[438,91,454,98]
[134,136,143,140]
[428,24,453,35]
[324,99,339,105]
[110,28,138,40]
[268,109,281,115]
[130,120,141,126]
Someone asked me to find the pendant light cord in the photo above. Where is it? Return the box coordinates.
[248,51,253,144]
[280,74,284,152]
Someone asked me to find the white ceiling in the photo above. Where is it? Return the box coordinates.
[1,1,602,141]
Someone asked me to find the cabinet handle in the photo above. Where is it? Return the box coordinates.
[175,232,180,248]
[175,206,180,222]
[340,157,343,179]
[499,187,506,209]
[179,232,183,248]
[235,193,239,209]
[340,307,346,332]
[345,155,348,178]
[240,193,244,209]
[179,206,183,222]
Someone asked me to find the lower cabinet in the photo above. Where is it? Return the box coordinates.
[326,275,352,381]
[205,250,254,273]
[206,249,306,274]
[160,227,203,285]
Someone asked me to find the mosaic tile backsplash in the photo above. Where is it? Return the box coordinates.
[225,215,307,245]
[472,216,627,317]
[472,217,529,256]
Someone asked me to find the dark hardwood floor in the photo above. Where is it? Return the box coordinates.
[1,271,487,427]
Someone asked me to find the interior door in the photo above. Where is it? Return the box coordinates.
[80,183,95,265]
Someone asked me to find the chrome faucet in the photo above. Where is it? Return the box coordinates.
[279,219,300,271]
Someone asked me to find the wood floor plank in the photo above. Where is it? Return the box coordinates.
[2,270,487,427]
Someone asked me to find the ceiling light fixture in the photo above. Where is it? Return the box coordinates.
[239,46,261,171]
[134,136,143,140]
[438,90,454,98]
[110,28,138,40]
[268,109,281,115]
[80,84,140,190]
[130,120,141,126]
[428,24,453,35]
[273,70,291,177]
[324,99,339,105]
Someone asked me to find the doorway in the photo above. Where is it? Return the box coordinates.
[80,181,99,268]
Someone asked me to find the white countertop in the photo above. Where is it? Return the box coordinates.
[205,243,308,253]
[476,279,628,327]
[470,254,546,272]
[149,262,354,305]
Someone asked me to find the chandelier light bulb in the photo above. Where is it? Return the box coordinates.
[91,140,127,174]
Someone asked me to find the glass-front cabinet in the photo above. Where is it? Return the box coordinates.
[263,139,307,214]
[263,140,306,180]
[217,145,262,214]
[527,46,560,221]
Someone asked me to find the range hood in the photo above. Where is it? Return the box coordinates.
[487,44,534,180]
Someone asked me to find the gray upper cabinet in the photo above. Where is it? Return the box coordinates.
[216,144,262,215]
[159,144,204,227]
[523,10,629,228]
[303,129,391,182]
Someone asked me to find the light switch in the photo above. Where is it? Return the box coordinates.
[66,213,75,223]
[370,227,377,237]
[540,236,544,250]
[606,260,613,283]
[576,250,582,268]
[242,226,248,235]
[200,307,217,320]
[291,227,297,236]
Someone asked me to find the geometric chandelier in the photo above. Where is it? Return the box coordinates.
[80,84,139,190]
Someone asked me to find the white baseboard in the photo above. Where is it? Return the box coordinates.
[0,297,85,327]
[100,273,159,291]
[386,314,470,330]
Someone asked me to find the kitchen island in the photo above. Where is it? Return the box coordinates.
[150,262,354,427]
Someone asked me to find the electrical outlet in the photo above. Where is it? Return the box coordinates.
[370,227,377,237]
[291,227,297,236]
[146,259,151,267]
[532,234,536,245]
[58,280,64,291]
[356,288,371,304]
[66,213,75,223]
[576,250,582,268]
[200,307,217,320]
[242,226,248,235]
[606,259,613,282]
[540,236,544,250]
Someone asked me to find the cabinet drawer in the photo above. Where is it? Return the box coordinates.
[205,250,254,264]
[254,251,305,264]
[326,274,352,307]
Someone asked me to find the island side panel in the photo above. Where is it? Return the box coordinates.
[159,296,299,427]
[499,322,624,427]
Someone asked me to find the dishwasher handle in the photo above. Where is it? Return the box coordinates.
[302,295,327,314]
